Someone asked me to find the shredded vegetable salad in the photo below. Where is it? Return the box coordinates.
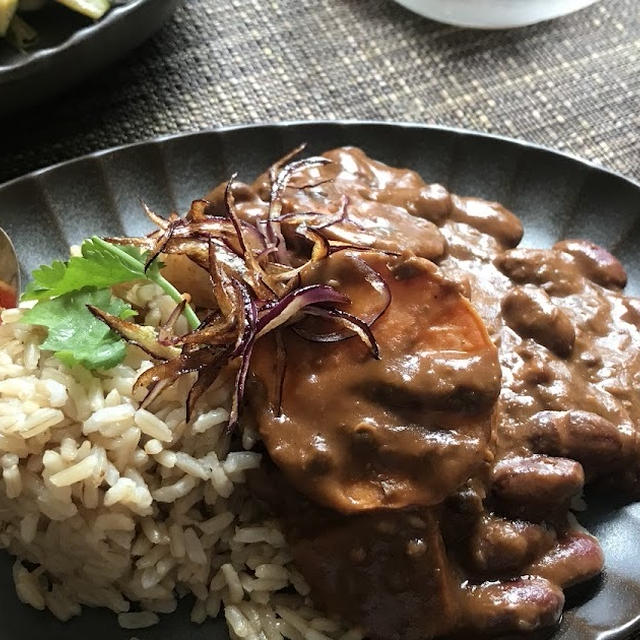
[1,0,122,49]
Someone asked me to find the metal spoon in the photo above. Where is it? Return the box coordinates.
[0,226,20,296]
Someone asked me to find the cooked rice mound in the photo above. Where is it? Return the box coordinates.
[0,283,359,639]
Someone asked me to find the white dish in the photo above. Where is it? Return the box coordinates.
[393,0,600,29]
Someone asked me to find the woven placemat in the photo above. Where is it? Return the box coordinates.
[0,0,638,185]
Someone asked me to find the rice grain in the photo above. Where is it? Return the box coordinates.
[49,454,97,487]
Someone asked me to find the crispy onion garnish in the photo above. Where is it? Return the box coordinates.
[87,306,180,361]
[97,147,390,429]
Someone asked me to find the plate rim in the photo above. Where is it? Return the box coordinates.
[0,0,162,78]
[1,120,638,194]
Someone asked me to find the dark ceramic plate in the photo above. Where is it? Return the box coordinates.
[1,122,640,640]
[0,0,180,117]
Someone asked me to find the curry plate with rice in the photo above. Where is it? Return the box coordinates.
[0,146,639,638]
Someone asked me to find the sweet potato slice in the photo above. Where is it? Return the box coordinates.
[249,251,501,513]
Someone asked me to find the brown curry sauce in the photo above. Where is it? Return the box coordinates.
[203,148,640,639]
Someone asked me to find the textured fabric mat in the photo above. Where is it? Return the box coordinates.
[0,0,638,185]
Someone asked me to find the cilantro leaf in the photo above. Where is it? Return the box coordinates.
[20,236,199,369]
[23,238,160,301]
[22,288,137,370]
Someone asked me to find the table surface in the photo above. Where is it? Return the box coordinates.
[0,3,639,639]
[0,0,638,185]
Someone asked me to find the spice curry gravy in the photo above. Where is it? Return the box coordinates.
[207,148,640,639]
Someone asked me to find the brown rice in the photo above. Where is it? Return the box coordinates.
[0,283,359,639]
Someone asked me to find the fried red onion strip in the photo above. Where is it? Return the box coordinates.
[158,299,187,345]
[256,285,349,338]
[296,306,380,359]
[265,156,331,265]
[141,200,170,230]
[87,306,179,361]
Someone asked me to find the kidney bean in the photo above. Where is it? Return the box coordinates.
[495,248,582,295]
[526,531,604,588]
[450,195,523,248]
[382,183,452,225]
[491,455,584,521]
[468,515,556,576]
[554,239,627,289]
[526,410,633,477]
[501,286,575,357]
[462,576,564,634]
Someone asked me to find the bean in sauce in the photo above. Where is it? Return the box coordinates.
[212,147,640,639]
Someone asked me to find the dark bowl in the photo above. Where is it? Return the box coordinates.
[0,122,639,640]
[0,0,180,117]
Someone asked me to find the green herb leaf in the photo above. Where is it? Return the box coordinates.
[20,235,200,371]
[22,238,159,301]
[22,288,136,370]
[22,236,199,330]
